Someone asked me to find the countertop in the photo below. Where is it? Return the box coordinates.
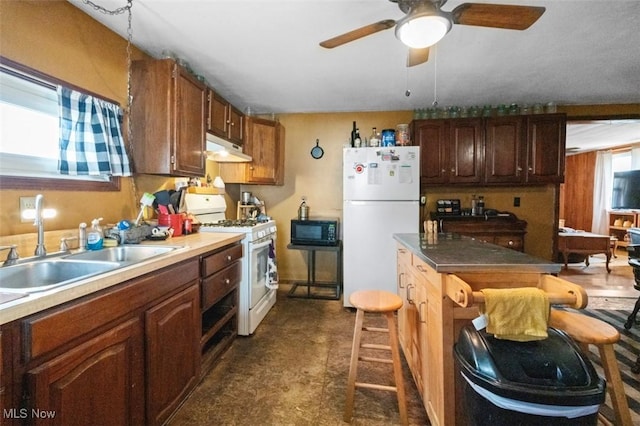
[394,233,561,274]
[0,232,244,325]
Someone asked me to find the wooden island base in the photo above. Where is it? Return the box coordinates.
[394,233,583,426]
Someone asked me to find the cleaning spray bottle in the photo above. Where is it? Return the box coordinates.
[87,218,104,251]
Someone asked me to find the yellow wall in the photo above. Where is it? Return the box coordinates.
[1,1,638,281]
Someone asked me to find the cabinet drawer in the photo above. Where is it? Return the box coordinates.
[202,261,241,311]
[494,235,524,251]
[201,244,242,277]
[23,259,198,361]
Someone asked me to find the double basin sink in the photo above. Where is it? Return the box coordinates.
[0,245,181,294]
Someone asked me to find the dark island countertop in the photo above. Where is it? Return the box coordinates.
[394,233,561,274]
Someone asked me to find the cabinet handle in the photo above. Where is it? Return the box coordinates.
[415,264,426,273]
[418,301,426,323]
[225,278,230,284]
[508,240,514,246]
[516,166,523,172]
[528,167,533,171]
[407,284,415,304]
[441,169,446,173]
[398,272,405,288]
[450,168,455,173]
[227,255,232,261]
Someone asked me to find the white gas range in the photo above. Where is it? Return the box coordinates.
[184,193,278,336]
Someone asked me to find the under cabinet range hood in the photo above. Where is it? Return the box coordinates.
[205,133,252,162]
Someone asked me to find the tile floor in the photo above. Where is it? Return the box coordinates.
[168,247,637,425]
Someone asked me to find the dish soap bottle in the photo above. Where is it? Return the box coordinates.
[87,218,104,251]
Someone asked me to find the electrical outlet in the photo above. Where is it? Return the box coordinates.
[20,196,36,222]
[513,197,521,207]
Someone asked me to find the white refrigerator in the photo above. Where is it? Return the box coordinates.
[343,146,421,307]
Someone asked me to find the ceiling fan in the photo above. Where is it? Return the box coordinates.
[319,0,545,67]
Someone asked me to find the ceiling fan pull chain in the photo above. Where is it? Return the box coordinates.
[405,66,411,97]
[432,44,438,107]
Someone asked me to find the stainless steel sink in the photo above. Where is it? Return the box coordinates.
[0,259,121,293]
[65,245,179,263]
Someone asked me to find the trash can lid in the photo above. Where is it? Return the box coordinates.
[454,325,605,406]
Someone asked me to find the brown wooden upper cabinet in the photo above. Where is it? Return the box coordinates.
[413,113,566,186]
[207,90,244,145]
[412,118,483,185]
[131,59,207,177]
[219,117,285,185]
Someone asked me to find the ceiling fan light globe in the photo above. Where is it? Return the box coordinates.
[396,15,451,49]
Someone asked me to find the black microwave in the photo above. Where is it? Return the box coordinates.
[291,218,339,246]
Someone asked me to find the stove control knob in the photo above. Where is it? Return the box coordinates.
[257,230,265,239]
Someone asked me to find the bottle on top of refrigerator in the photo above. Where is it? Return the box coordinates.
[350,121,357,147]
[369,127,381,147]
[354,128,362,147]
[87,218,104,250]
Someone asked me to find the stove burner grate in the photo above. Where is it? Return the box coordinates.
[201,219,258,228]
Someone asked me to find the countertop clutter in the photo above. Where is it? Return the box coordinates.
[0,232,244,325]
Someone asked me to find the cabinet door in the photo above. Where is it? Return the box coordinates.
[228,105,244,145]
[173,68,206,176]
[526,114,566,183]
[27,318,144,426]
[413,120,448,184]
[484,116,526,184]
[207,90,228,139]
[146,284,200,426]
[246,118,283,184]
[415,279,428,406]
[448,118,483,183]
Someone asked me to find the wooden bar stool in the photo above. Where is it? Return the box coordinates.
[344,290,407,425]
[549,309,633,426]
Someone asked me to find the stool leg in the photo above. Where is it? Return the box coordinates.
[624,295,640,329]
[598,344,633,426]
[344,308,364,423]
[386,311,408,426]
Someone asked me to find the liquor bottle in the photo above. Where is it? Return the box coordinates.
[369,127,380,147]
[350,121,357,147]
[354,128,362,147]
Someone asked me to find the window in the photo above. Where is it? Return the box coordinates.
[612,150,632,175]
[0,59,121,191]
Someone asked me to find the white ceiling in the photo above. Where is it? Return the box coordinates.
[69,0,640,152]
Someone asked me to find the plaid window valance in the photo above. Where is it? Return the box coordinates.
[57,86,131,176]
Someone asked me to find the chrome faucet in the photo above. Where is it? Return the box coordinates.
[34,194,47,257]
[0,245,19,266]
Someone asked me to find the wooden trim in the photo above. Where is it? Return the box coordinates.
[0,175,121,192]
[0,56,121,106]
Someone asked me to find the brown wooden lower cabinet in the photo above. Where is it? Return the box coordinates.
[0,243,242,426]
[146,285,200,426]
[435,214,528,251]
[26,317,145,426]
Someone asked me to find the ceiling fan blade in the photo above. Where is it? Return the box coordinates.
[451,3,545,30]
[319,19,396,49]
[407,47,429,67]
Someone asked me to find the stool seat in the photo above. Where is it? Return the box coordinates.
[549,308,632,426]
[349,290,403,313]
[344,290,407,425]
[549,309,620,345]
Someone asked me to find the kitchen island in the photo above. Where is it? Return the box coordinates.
[394,233,567,426]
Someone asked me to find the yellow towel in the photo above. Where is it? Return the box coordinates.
[479,287,550,341]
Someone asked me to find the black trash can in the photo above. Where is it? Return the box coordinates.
[454,325,605,426]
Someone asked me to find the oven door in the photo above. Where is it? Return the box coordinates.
[249,234,277,309]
